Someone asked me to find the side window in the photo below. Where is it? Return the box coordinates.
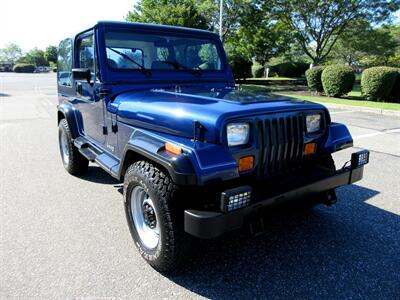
[78,35,94,73]
[57,39,73,86]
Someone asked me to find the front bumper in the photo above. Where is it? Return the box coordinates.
[184,151,368,239]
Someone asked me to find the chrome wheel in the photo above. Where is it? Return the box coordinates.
[131,186,160,249]
[59,129,70,165]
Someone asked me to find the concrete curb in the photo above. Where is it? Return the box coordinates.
[312,101,400,117]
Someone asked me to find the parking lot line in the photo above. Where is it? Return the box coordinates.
[353,128,400,140]
[330,110,355,115]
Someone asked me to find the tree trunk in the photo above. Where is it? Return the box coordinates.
[313,57,321,66]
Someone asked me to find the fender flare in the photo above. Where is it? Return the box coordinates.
[119,130,197,185]
[57,103,80,139]
[323,122,353,153]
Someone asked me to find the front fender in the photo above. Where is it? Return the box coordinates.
[323,122,354,153]
[119,129,239,186]
[119,130,197,185]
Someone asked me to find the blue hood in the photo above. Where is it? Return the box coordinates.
[113,86,327,143]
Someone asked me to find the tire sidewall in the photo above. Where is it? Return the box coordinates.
[58,120,74,171]
[58,119,88,175]
[124,169,166,263]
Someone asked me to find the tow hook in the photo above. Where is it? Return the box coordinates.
[320,190,337,206]
[247,211,265,236]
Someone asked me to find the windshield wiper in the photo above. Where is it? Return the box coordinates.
[107,47,151,76]
[160,60,202,77]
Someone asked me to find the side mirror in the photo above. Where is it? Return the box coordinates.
[72,68,91,83]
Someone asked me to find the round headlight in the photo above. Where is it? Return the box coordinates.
[306,114,321,133]
[227,123,250,146]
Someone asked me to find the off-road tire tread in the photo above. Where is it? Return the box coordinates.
[124,161,185,272]
[58,119,88,175]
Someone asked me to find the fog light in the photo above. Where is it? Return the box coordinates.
[238,156,254,172]
[220,186,252,212]
[351,150,369,169]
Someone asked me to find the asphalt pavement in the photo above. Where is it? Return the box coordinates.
[1,73,399,299]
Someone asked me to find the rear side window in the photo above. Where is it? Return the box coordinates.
[57,39,73,86]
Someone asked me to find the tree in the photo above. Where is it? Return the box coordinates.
[272,0,400,64]
[197,0,255,40]
[329,22,399,66]
[126,0,209,29]
[328,21,373,65]
[382,24,400,67]
[0,43,22,64]
[44,46,58,64]
[18,48,48,66]
[237,5,292,66]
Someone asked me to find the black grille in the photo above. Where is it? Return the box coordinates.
[259,114,304,177]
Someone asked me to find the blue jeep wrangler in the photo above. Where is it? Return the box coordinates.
[57,21,369,271]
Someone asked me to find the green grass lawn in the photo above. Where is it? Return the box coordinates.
[240,84,400,111]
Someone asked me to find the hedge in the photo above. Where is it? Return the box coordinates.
[321,65,355,97]
[361,67,399,102]
[229,56,252,80]
[268,62,309,77]
[13,64,35,73]
[305,66,325,92]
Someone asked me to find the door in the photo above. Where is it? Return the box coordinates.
[74,32,105,144]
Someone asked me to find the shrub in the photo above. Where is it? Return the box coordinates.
[361,67,399,102]
[229,55,252,80]
[268,62,309,77]
[305,66,325,92]
[321,65,355,97]
[252,66,265,78]
[13,63,35,73]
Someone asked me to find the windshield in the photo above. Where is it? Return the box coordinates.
[104,31,223,73]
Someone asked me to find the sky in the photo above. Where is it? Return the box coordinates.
[0,0,399,52]
[0,0,138,51]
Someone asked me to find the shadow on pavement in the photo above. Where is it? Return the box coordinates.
[167,184,399,299]
[78,166,120,185]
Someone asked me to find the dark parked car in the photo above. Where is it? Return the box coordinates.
[0,62,12,72]
[57,21,369,271]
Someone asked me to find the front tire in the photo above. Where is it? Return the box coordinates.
[58,119,88,175]
[124,161,184,272]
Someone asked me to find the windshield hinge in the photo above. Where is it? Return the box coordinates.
[193,120,205,143]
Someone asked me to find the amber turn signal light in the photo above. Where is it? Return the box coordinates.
[238,156,254,172]
[165,142,182,155]
[304,143,317,155]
